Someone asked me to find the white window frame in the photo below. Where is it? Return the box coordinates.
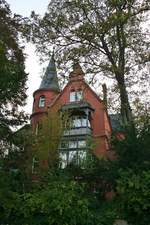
[69,90,83,102]
[39,95,45,107]
[70,91,76,102]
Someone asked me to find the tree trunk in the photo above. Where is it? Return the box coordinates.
[115,73,133,125]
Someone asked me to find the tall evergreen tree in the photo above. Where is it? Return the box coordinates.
[31,0,150,124]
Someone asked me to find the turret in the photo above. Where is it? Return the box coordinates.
[31,53,60,131]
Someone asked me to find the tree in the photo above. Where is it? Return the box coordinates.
[31,106,69,175]
[116,169,150,225]
[0,0,28,146]
[106,112,150,224]
[31,0,150,125]
[112,114,150,172]
[0,168,116,225]
[21,180,98,225]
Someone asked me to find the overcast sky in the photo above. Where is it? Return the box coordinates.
[6,0,50,114]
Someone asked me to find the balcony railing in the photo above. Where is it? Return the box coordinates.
[63,127,92,136]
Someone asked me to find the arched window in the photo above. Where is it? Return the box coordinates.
[39,95,45,107]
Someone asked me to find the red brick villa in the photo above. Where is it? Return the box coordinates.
[31,54,121,168]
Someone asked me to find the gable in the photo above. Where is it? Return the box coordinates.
[49,79,104,111]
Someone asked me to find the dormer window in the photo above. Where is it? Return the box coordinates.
[39,95,45,107]
[70,90,83,102]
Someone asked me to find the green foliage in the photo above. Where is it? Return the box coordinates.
[1,118,150,224]
[112,117,150,172]
[0,171,116,225]
[31,108,69,174]
[116,169,150,225]
[22,180,94,225]
[0,170,25,224]
[30,0,149,124]
[0,0,28,146]
[108,114,150,224]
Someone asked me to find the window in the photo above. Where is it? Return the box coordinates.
[60,139,86,150]
[59,150,87,168]
[59,139,87,168]
[72,117,81,127]
[82,118,87,127]
[78,140,86,148]
[35,122,42,135]
[35,123,39,135]
[68,151,77,164]
[68,140,86,149]
[69,141,77,149]
[70,91,76,102]
[61,141,68,149]
[69,90,83,102]
[78,151,86,164]
[32,157,39,174]
[39,95,45,107]
[88,119,91,128]
[60,152,67,169]
[72,116,87,128]
[76,91,82,101]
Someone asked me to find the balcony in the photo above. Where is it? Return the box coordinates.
[61,101,94,112]
[64,127,92,136]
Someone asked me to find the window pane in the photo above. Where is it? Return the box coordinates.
[61,141,68,149]
[88,120,91,127]
[72,116,81,128]
[78,151,86,165]
[68,151,77,164]
[60,152,67,169]
[78,140,86,148]
[32,157,39,173]
[69,141,77,149]
[76,118,82,127]
[35,124,39,135]
[70,91,76,102]
[39,96,45,107]
[82,118,87,127]
[78,151,86,160]
[76,91,83,101]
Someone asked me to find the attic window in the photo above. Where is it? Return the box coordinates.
[39,95,45,107]
[70,90,83,102]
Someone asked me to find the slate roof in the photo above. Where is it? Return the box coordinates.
[39,53,60,92]
[109,114,123,132]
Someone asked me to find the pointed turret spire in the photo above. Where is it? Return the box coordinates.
[73,61,84,75]
[39,52,60,92]
[69,61,85,81]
